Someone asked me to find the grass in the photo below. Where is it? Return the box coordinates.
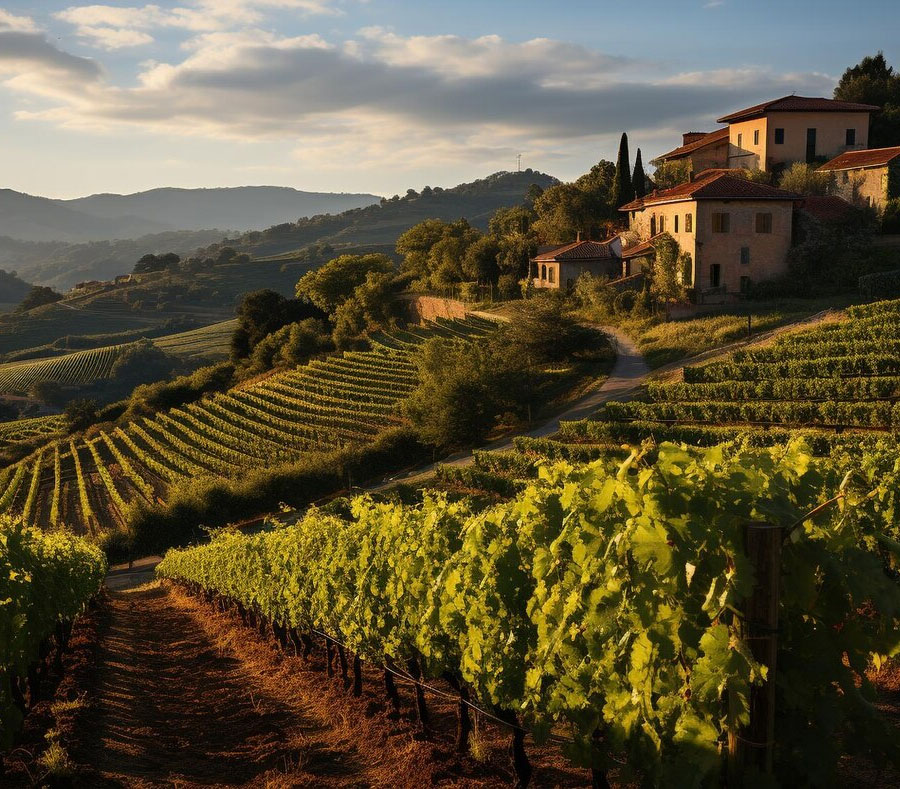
[613,297,860,368]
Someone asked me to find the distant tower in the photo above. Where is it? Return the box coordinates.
[516,153,522,172]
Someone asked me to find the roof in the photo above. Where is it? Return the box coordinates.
[656,128,729,161]
[717,95,879,124]
[619,171,802,211]
[818,146,900,171]
[621,236,661,259]
[798,195,858,223]
[532,239,617,262]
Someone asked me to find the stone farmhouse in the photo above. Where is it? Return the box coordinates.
[817,146,900,211]
[619,171,801,296]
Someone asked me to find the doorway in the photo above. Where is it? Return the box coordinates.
[710,264,721,288]
[806,128,817,162]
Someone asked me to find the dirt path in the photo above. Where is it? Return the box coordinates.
[76,583,374,787]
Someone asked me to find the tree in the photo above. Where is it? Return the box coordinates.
[332,271,401,348]
[835,52,900,148]
[778,162,834,196]
[231,289,326,359]
[247,318,333,373]
[110,340,178,390]
[632,148,647,199]
[575,160,616,197]
[17,286,62,312]
[404,339,509,450]
[65,398,99,433]
[652,160,692,190]
[396,219,451,281]
[133,252,180,274]
[532,183,609,243]
[295,253,394,313]
[462,236,501,283]
[611,132,635,208]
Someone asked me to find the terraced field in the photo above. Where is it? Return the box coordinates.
[428,300,900,499]
[0,414,66,449]
[0,319,237,395]
[0,315,496,534]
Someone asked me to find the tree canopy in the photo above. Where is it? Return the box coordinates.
[295,253,394,313]
[835,52,900,148]
[612,132,635,208]
[17,286,63,313]
[231,289,326,360]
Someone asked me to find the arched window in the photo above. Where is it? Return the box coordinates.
[541,264,547,280]
[548,267,555,284]
[650,215,657,236]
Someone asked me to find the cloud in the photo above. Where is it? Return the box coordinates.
[0,8,38,32]
[0,28,836,175]
[55,0,352,48]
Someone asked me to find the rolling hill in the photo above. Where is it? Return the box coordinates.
[0,186,381,244]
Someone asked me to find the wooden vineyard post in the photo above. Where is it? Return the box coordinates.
[729,522,782,781]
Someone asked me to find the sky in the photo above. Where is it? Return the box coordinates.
[0,0,897,199]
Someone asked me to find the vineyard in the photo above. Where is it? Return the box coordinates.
[0,515,107,751]
[0,319,236,395]
[158,439,900,786]
[0,316,497,534]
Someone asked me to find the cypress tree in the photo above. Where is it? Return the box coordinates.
[612,132,634,208]
[632,148,646,199]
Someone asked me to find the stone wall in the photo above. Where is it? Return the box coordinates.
[400,294,468,323]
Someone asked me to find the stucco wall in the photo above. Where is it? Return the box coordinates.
[686,139,729,173]
[729,111,870,171]
[727,118,767,170]
[695,200,794,292]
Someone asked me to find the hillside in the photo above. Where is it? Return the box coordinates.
[62,186,381,237]
[208,170,557,260]
[0,187,381,244]
[0,230,230,292]
[0,316,496,534]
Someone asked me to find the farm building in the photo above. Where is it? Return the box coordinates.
[654,128,730,176]
[620,171,801,298]
[531,237,623,290]
[817,146,900,211]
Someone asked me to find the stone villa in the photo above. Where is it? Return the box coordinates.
[817,146,900,211]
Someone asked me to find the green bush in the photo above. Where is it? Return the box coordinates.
[859,268,900,298]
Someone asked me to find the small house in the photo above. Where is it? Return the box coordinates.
[531,237,623,290]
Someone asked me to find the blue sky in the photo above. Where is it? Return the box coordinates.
[0,0,897,199]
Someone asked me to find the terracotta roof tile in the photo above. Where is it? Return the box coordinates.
[656,128,729,161]
[818,146,900,171]
[532,239,617,262]
[621,235,663,259]
[798,195,858,223]
[619,171,801,211]
[717,95,879,124]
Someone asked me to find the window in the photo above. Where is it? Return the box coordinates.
[740,276,751,294]
[712,212,730,233]
[846,128,856,146]
[650,215,656,235]
[685,213,693,232]
[755,212,772,233]
[753,129,759,146]
[806,128,817,163]
[541,264,546,280]
[674,215,679,233]
[737,132,743,148]
[710,264,721,287]
[659,215,665,233]
[548,267,555,284]
[740,246,750,265]
[774,128,785,144]
[843,171,850,184]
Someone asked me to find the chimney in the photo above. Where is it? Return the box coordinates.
[576,231,582,242]
[682,132,707,146]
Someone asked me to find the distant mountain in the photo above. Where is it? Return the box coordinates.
[0,189,170,244]
[59,187,381,237]
[206,170,558,260]
[0,186,382,244]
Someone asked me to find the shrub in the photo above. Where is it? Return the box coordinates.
[497,273,519,300]
[458,281,478,302]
